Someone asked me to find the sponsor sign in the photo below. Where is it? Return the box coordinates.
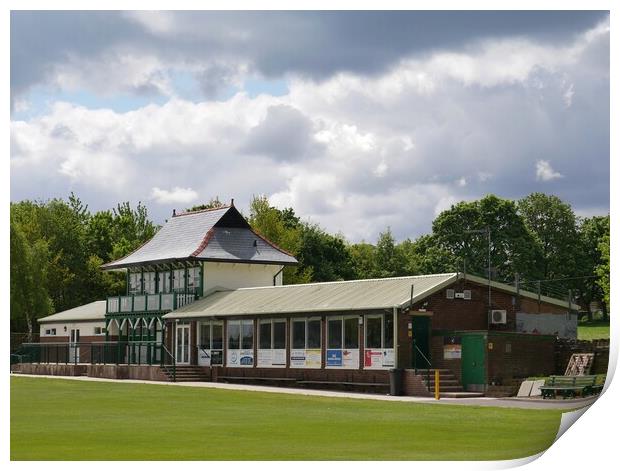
[443,344,462,359]
[227,349,254,367]
[326,349,343,366]
[258,349,286,367]
[364,349,395,368]
[290,349,321,368]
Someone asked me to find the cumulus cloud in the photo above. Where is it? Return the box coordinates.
[10,13,609,242]
[536,160,564,182]
[150,187,199,204]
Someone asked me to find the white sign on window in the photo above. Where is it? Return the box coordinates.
[257,349,286,367]
[290,349,321,368]
[364,349,395,368]
[227,349,254,367]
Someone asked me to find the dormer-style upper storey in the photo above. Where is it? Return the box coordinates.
[102,203,298,270]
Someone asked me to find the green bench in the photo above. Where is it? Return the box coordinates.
[539,375,603,399]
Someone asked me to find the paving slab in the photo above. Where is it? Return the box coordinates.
[517,380,534,397]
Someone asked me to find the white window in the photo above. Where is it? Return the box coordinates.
[157,271,171,293]
[143,272,156,294]
[326,316,360,369]
[44,328,57,336]
[258,319,287,367]
[364,314,395,369]
[186,266,201,292]
[129,272,141,294]
[226,319,254,367]
[172,268,185,291]
[290,318,322,368]
[197,320,223,366]
[94,326,105,335]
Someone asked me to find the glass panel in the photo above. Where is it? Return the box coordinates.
[173,269,185,290]
[228,321,240,349]
[366,316,382,349]
[384,315,394,348]
[307,320,321,349]
[158,271,170,293]
[176,327,183,359]
[241,321,254,350]
[144,272,156,294]
[129,273,141,294]
[328,319,342,349]
[199,323,210,349]
[259,322,271,350]
[344,317,359,349]
[273,321,286,349]
[292,321,305,349]
[183,327,189,363]
[212,323,223,350]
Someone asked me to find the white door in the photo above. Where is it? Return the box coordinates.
[176,324,190,365]
[69,329,80,363]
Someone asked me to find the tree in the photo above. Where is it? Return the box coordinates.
[295,224,355,282]
[517,193,580,285]
[431,195,543,282]
[10,219,53,336]
[374,228,408,278]
[596,232,610,312]
[185,197,226,212]
[348,242,377,279]
[576,215,610,320]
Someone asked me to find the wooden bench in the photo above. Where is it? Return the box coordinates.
[539,375,602,399]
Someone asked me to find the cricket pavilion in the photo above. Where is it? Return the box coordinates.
[13,202,580,397]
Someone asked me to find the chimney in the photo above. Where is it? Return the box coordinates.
[230,198,235,207]
[172,208,176,217]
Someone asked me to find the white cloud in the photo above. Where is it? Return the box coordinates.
[535,160,564,182]
[10,18,609,241]
[150,187,199,204]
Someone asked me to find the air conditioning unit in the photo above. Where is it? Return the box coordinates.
[455,292,465,299]
[490,310,507,324]
[446,289,455,299]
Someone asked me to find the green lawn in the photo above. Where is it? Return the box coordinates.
[578,319,610,340]
[11,376,568,461]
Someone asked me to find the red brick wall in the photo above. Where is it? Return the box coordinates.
[402,369,431,396]
[487,333,556,383]
[411,280,568,333]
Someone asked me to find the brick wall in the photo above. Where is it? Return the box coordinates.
[402,369,431,396]
[430,335,462,380]
[555,339,610,375]
[487,333,556,384]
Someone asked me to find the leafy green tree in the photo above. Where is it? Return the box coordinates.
[517,193,580,284]
[348,242,377,279]
[185,197,226,212]
[596,232,610,311]
[295,225,355,282]
[576,215,610,319]
[431,195,543,282]
[10,219,53,336]
[408,234,460,274]
[374,228,408,278]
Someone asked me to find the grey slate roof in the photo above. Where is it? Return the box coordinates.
[164,273,458,319]
[102,206,297,269]
[38,301,106,324]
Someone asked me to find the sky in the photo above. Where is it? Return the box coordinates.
[9,10,610,242]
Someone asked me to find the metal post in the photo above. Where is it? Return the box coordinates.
[393,307,398,369]
[435,369,440,400]
[487,226,491,329]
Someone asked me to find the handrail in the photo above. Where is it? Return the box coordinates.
[161,343,176,382]
[413,342,432,392]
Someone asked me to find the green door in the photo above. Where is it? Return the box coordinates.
[411,316,431,369]
[461,334,486,390]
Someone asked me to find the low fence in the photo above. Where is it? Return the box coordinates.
[12,341,175,368]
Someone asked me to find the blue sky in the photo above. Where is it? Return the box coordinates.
[10,11,610,242]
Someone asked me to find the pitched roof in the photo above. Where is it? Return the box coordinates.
[164,273,458,319]
[38,301,106,324]
[102,205,297,269]
[164,272,575,320]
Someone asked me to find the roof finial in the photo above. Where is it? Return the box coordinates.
[172,208,176,217]
[230,198,235,207]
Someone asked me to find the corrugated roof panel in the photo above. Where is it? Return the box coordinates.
[165,273,458,318]
[38,301,106,323]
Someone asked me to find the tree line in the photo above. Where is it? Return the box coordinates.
[10,192,610,335]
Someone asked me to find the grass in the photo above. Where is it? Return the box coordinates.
[577,319,610,341]
[11,376,569,461]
